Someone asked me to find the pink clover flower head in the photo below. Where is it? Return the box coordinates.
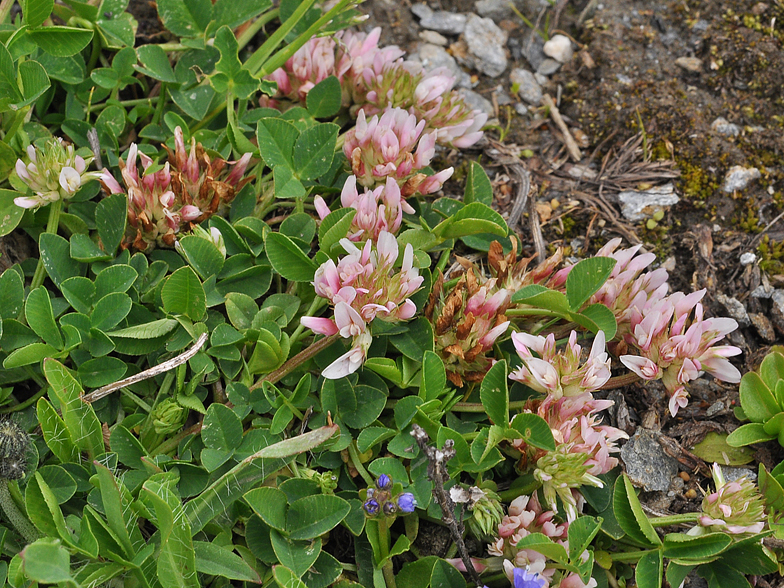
[14,138,100,209]
[513,393,628,477]
[620,289,741,415]
[509,330,611,399]
[698,463,766,535]
[267,37,337,102]
[336,27,404,87]
[327,175,413,242]
[344,108,454,195]
[427,270,511,387]
[584,238,670,336]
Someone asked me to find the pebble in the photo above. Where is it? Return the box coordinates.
[463,14,508,78]
[750,312,776,342]
[620,429,679,492]
[537,58,562,75]
[521,33,546,71]
[418,30,448,46]
[457,88,494,118]
[509,68,542,104]
[675,56,702,72]
[772,290,784,313]
[411,4,467,35]
[534,72,548,86]
[710,117,741,137]
[720,466,757,483]
[616,73,633,85]
[706,400,725,417]
[514,103,529,116]
[770,290,784,335]
[415,43,473,88]
[722,165,761,193]
[567,164,597,180]
[716,293,750,327]
[475,0,513,20]
[543,34,574,63]
[617,183,679,222]
[740,252,757,265]
[493,87,513,105]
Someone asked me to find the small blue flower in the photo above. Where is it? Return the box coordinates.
[396,492,416,513]
[383,501,398,516]
[376,474,392,490]
[513,568,546,588]
[363,499,380,516]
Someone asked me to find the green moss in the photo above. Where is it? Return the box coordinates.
[736,203,762,233]
[678,160,719,201]
[758,235,784,273]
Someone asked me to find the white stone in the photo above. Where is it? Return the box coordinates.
[618,183,679,221]
[740,252,757,265]
[542,34,573,63]
[419,30,448,46]
[723,165,761,193]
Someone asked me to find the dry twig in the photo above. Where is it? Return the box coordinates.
[542,94,582,162]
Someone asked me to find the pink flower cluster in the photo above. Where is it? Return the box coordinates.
[619,289,742,416]
[487,494,596,588]
[697,464,765,535]
[509,331,612,399]
[314,176,414,243]
[586,238,669,336]
[303,231,423,378]
[343,108,453,195]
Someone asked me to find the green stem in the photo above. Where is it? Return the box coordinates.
[0,480,39,544]
[377,518,397,588]
[451,400,530,412]
[435,249,451,274]
[649,512,700,527]
[88,97,159,113]
[236,9,280,51]
[347,443,374,486]
[190,102,227,133]
[0,386,47,414]
[86,26,102,72]
[30,200,63,290]
[244,0,321,75]
[290,297,328,346]
[151,83,167,126]
[505,308,563,318]
[149,422,202,457]
[4,106,30,144]
[156,43,190,52]
[609,549,653,563]
[497,476,540,502]
[249,334,338,390]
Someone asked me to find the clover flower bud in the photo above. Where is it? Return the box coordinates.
[698,463,765,535]
[363,498,380,516]
[0,420,30,481]
[534,445,603,521]
[383,501,398,516]
[376,474,392,490]
[151,398,187,436]
[14,138,100,209]
[396,492,416,513]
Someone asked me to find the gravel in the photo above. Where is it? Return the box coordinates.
[411,4,467,35]
[509,68,542,104]
[462,14,509,78]
[621,429,679,492]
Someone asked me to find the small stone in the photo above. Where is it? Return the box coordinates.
[772,290,784,313]
[618,183,679,222]
[662,256,676,272]
[509,68,542,104]
[536,58,562,75]
[412,4,467,35]
[494,87,513,105]
[740,252,757,265]
[678,471,690,482]
[543,34,573,63]
[616,73,633,85]
[419,30,448,46]
[723,165,761,193]
[462,14,508,77]
[415,43,473,88]
[475,0,513,20]
[751,2,769,15]
[750,312,776,342]
[706,401,725,417]
[751,274,774,298]
[621,429,680,492]
[521,32,546,71]
[720,466,757,483]
[716,293,750,327]
[710,117,741,137]
[534,72,548,86]
[675,56,702,72]
[514,103,529,116]
[457,88,494,118]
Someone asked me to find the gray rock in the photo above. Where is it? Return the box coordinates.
[521,32,546,71]
[675,56,702,72]
[773,289,784,313]
[534,72,548,86]
[751,274,773,298]
[723,165,761,193]
[457,88,494,118]
[706,401,725,417]
[411,4,467,34]
[618,183,679,221]
[475,0,513,20]
[716,293,750,327]
[463,14,508,77]
[543,34,573,63]
[514,103,529,116]
[509,68,542,104]
[720,466,757,483]
[419,30,448,46]
[414,43,473,88]
[711,117,741,137]
[616,73,633,85]
[621,429,679,492]
[750,312,776,342]
[494,87,513,105]
[740,251,757,265]
[537,58,562,75]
